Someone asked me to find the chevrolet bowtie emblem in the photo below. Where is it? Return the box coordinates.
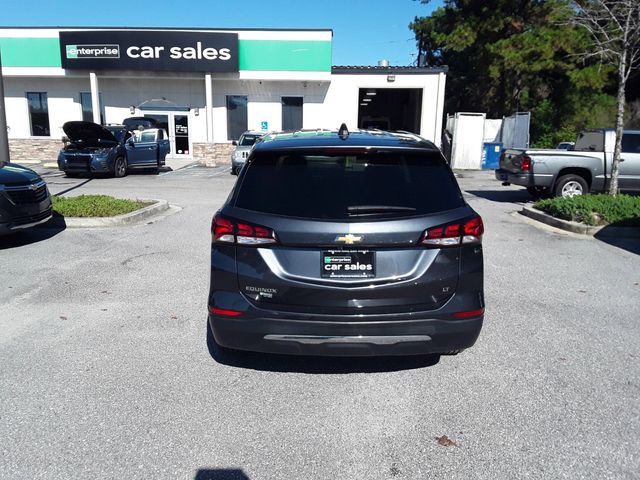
[335,234,363,244]
[29,184,38,190]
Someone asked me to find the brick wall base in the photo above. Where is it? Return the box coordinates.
[7,138,234,167]
[9,138,63,163]
[193,143,234,167]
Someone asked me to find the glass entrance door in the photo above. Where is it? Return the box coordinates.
[143,112,192,159]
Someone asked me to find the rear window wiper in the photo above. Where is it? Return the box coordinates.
[347,205,417,216]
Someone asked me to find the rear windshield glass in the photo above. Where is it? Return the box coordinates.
[239,134,261,146]
[235,151,464,220]
[574,131,604,152]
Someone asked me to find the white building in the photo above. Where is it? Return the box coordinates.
[0,27,447,165]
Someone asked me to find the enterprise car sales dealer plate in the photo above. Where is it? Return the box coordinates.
[321,250,375,278]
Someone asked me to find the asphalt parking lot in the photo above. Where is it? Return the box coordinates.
[1,166,639,480]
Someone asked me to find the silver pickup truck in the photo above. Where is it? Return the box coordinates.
[495,128,640,197]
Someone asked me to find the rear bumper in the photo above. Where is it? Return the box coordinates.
[495,169,553,188]
[209,310,483,356]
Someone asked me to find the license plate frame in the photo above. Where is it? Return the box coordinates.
[321,250,376,279]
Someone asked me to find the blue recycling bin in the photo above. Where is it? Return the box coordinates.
[481,142,503,169]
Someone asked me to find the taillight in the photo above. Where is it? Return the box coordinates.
[451,308,485,319]
[212,215,277,245]
[213,217,234,243]
[421,216,484,247]
[208,306,243,317]
[520,155,532,172]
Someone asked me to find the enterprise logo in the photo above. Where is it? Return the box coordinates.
[66,44,120,59]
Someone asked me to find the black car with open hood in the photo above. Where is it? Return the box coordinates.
[57,118,170,178]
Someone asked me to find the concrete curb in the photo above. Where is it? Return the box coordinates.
[520,205,640,238]
[49,199,170,228]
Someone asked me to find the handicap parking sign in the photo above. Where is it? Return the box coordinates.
[260,121,268,131]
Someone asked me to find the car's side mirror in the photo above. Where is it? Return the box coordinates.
[232,140,237,146]
[127,138,135,146]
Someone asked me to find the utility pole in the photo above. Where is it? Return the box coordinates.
[0,48,9,163]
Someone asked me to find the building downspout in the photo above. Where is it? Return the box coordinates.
[433,71,446,148]
[0,49,10,161]
[205,73,213,143]
[90,72,100,124]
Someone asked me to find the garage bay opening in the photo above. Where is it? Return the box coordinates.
[357,88,423,134]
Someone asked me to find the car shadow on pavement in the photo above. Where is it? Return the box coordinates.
[194,469,249,480]
[465,189,532,204]
[594,222,640,255]
[206,320,440,373]
[0,219,66,250]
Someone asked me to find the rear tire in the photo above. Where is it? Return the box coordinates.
[114,156,127,178]
[554,174,588,197]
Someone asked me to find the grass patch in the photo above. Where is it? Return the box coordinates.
[534,194,640,227]
[52,195,152,218]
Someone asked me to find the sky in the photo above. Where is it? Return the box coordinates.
[0,0,440,66]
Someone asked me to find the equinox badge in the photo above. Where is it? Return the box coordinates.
[335,234,363,244]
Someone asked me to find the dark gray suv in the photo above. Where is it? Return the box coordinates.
[208,128,485,357]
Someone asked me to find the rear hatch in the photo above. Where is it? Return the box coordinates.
[500,149,529,173]
[122,117,158,130]
[219,149,479,316]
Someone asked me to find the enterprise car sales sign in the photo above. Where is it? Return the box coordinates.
[59,31,239,72]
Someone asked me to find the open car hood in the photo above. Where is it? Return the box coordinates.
[122,117,158,130]
[63,121,119,147]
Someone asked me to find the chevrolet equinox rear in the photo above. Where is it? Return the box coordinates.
[208,128,484,356]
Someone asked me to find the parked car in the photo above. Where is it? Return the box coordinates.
[230,131,263,175]
[495,129,640,197]
[555,141,574,150]
[209,126,485,357]
[0,161,52,236]
[58,118,170,177]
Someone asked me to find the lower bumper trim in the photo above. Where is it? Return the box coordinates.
[11,213,53,230]
[263,334,432,345]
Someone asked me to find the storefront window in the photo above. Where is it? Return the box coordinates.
[226,95,248,141]
[282,96,303,131]
[26,92,50,136]
[80,92,105,124]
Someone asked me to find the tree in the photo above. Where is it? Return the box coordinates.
[410,1,615,146]
[571,1,640,195]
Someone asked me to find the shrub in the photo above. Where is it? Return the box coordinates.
[52,195,151,217]
[534,194,640,226]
